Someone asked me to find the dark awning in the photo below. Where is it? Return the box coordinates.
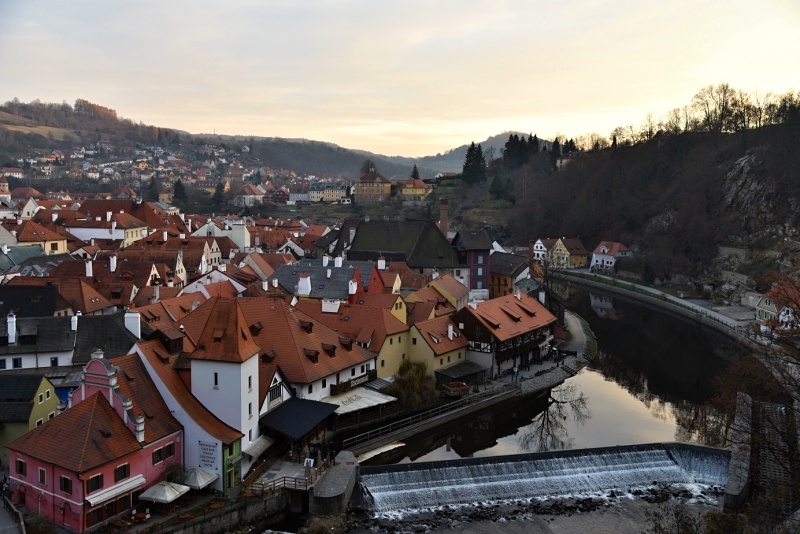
[260,397,337,441]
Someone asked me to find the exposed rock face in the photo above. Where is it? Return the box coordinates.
[722,150,798,244]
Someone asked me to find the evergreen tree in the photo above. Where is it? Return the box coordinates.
[462,142,487,184]
[411,164,420,180]
[173,178,187,203]
[212,182,225,209]
[146,176,160,201]
[550,139,561,166]
[360,159,378,175]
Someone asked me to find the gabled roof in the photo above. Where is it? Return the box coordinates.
[260,397,337,440]
[0,284,69,316]
[0,374,46,402]
[294,300,408,351]
[536,238,558,250]
[558,237,588,255]
[2,220,64,243]
[593,241,631,256]
[6,276,113,314]
[489,252,529,278]
[112,353,183,444]
[407,286,456,317]
[6,392,141,472]
[357,171,390,184]
[461,292,556,342]
[344,219,460,268]
[180,298,260,363]
[413,315,468,355]
[235,298,375,384]
[452,229,493,251]
[0,315,76,356]
[73,311,142,365]
[430,273,469,301]
[136,340,242,444]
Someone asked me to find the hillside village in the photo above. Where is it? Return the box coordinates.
[1,130,798,534]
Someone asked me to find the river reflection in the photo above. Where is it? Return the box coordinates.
[362,289,743,466]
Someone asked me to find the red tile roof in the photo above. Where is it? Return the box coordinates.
[413,315,468,355]
[465,292,556,342]
[181,298,260,363]
[6,392,141,472]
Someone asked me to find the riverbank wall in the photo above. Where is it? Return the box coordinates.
[551,271,758,349]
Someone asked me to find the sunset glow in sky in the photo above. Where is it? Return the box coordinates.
[2,1,798,156]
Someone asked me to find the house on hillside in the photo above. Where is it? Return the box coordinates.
[590,241,632,272]
[550,237,588,269]
[756,279,800,332]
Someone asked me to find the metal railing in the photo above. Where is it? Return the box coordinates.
[342,384,517,450]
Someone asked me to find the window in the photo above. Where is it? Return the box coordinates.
[50,242,58,252]
[322,378,327,388]
[351,368,355,377]
[448,356,451,363]
[227,443,234,456]
[59,476,72,494]
[477,255,484,264]
[165,443,174,458]
[0,359,5,370]
[152,448,163,464]
[50,357,58,367]
[307,384,313,394]
[248,375,252,391]
[440,358,443,366]
[87,474,103,493]
[48,412,55,420]
[381,360,385,368]
[16,459,26,476]
[477,267,483,276]
[213,372,219,388]
[402,353,405,360]
[38,467,46,485]
[38,393,43,403]
[114,464,130,482]
[36,418,43,426]
[248,402,253,418]
[360,365,365,373]
[45,390,51,400]
[412,338,417,345]
[269,385,281,402]
[455,269,461,276]
[389,338,392,345]
[13,357,22,369]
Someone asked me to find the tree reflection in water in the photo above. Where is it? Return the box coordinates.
[517,383,591,452]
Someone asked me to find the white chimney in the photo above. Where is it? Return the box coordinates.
[298,273,312,296]
[179,233,185,239]
[109,255,117,273]
[272,278,279,288]
[106,211,112,222]
[85,259,93,278]
[162,230,168,242]
[348,279,357,295]
[327,268,331,279]
[91,349,104,360]
[167,279,174,288]
[135,414,145,443]
[262,280,269,291]
[219,264,226,272]
[378,257,386,270]
[349,228,356,244]
[71,311,80,331]
[152,284,160,303]
[334,256,342,268]
[124,309,141,339]
[52,213,58,222]
[448,323,454,340]
[1,244,8,255]
[7,312,16,344]
[322,255,329,267]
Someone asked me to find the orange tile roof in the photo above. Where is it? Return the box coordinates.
[6,277,113,314]
[6,392,141,472]
[592,241,630,256]
[181,298,260,363]
[295,301,408,350]
[236,298,375,384]
[112,353,183,444]
[430,273,469,300]
[135,340,243,444]
[413,315,468,355]
[467,292,556,342]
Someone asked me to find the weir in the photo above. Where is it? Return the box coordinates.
[357,443,730,514]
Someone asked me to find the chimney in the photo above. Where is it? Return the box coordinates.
[106,211,112,222]
[109,254,117,273]
[111,220,117,233]
[192,300,200,310]
[377,257,386,270]
[162,230,168,242]
[1,244,8,255]
[135,414,145,443]
[297,273,312,296]
[85,259,93,278]
[349,228,356,245]
[348,279,357,295]
[327,268,331,279]
[272,278,279,288]
[7,312,16,344]
[52,213,58,222]
[334,256,342,268]
[448,323,454,340]
[261,280,269,291]
[438,198,449,236]
[152,284,160,303]
[179,233,185,239]
[322,254,329,267]
[124,309,141,339]
[91,349,104,360]
[71,311,80,331]
[219,264,226,272]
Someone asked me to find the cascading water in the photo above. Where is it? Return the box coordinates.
[359,444,729,514]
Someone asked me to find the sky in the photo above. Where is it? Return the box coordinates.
[1,1,799,157]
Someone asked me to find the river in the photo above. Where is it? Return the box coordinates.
[362,288,745,466]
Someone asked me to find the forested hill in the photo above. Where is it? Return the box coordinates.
[506,120,800,281]
[0,99,432,179]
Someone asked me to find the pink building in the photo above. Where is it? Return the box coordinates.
[6,350,183,532]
